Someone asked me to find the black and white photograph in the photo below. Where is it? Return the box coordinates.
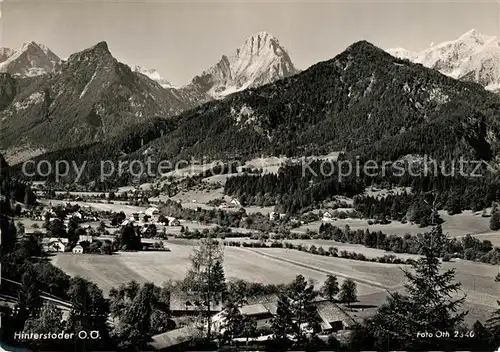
[0,0,500,351]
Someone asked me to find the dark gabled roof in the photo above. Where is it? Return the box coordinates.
[149,325,202,350]
[239,303,273,316]
[315,300,356,329]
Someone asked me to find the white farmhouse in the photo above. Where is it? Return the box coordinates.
[322,211,333,221]
[145,207,159,217]
[72,244,84,254]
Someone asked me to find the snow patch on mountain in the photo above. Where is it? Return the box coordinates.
[190,31,299,98]
[13,92,44,111]
[80,70,98,99]
[132,65,175,89]
[388,29,500,91]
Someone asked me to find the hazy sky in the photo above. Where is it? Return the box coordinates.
[0,0,498,85]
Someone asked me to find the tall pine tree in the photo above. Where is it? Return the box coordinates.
[490,203,500,231]
[271,293,294,350]
[363,225,467,350]
[184,235,224,341]
[486,300,500,345]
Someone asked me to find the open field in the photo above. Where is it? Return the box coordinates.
[203,173,238,185]
[51,242,398,297]
[292,210,493,238]
[152,153,341,185]
[40,199,147,216]
[467,232,500,247]
[51,240,498,325]
[244,248,500,325]
[151,188,274,215]
[223,237,420,260]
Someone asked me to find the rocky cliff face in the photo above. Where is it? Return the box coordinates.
[188,31,299,98]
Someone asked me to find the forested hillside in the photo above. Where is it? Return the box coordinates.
[134,40,500,162]
[9,40,500,186]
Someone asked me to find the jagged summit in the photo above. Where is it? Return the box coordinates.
[0,41,60,77]
[240,31,282,53]
[459,28,480,39]
[189,31,299,98]
[92,41,110,52]
[387,29,500,91]
[67,41,112,62]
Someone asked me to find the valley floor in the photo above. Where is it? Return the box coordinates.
[51,240,499,326]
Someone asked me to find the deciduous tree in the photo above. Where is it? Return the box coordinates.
[320,274,339,302]
[338,278,357,307]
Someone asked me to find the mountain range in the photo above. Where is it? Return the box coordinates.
[1,29,499,174]
[0,32,299,162]
[15,39,500,185]
[130,32,298,98]
[388,29,500,92]
[0,41,205,158]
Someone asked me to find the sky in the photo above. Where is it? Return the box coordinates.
[0,0,498,86]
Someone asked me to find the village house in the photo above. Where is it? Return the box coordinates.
[145,206,160,217]
[71,211,83,220]
[78,234,94,244]
[212,302,276,333]
[41,238,69,252]
[269,212,286,221]
[322,211,333,221]
[230,198,241,207]
[212,297,355,336]
[149,325,202,351]
[121,217,135,226]
[315,300,356,333]
[170,219,181,227]
[72,244,84,254]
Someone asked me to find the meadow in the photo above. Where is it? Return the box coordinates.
[51,240,498,325]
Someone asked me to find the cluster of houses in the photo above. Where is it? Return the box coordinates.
[30,204,98,223]
[123,207,180,227]
[210,295,356,335]
[149,294,357,350]
[269,211,287,221]
[41,237,70,252]
[41,234,112,254]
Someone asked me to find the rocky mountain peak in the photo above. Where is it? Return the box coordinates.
[189,31,299,98]
[387,29,500,91]
[67,41,112,63]
[0,41,60,77]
